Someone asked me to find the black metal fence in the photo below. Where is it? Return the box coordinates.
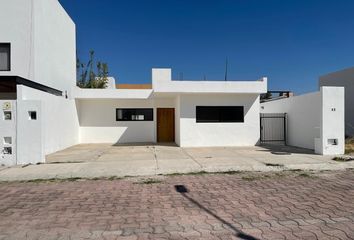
[260,113,287,144]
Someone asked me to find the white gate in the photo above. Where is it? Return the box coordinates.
[0,100,16,166]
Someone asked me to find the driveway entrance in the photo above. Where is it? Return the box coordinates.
[260,113,287,145]
[44,144,339,176]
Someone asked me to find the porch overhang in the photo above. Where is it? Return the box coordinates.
[73,87,154,100]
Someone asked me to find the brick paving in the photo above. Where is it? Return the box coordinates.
[0,170,353,240]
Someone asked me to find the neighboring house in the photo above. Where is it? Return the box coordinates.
[260,91,294,103]
[0,0,78,166]
[319,67,354,137]
[0,0,345,166]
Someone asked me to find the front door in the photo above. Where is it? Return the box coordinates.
[157,108,175,142]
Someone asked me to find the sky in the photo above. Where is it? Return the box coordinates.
[59,0,354,94]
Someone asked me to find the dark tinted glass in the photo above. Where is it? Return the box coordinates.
[196,106,244,123]
[0,43,10,71]
[116,108,153,121]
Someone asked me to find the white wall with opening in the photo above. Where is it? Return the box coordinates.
[260,86,345,155]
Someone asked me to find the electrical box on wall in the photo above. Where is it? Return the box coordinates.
[0,100,17,166]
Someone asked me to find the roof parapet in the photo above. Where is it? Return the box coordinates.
[152,68,267,94]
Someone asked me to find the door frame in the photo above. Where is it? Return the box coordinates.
[157,108,175,143]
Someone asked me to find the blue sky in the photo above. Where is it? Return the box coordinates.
[60,0,354,94]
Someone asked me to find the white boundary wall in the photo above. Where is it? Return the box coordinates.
[261,87,345,155]
[16,85,79,164]
[319,67,354,137]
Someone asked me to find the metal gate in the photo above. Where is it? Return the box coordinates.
[260,113,287,144]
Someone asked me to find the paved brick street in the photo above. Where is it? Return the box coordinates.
[0,170,353,240]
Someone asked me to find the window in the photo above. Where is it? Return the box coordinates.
[0,43,10,71]
[196,106,244,123]
[28,111,37,120]
[116,108,153,121]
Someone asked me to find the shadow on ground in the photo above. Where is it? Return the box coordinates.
[257,144,315,155]
[175,184,259,240]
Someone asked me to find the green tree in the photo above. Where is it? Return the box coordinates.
[76,50,109,88]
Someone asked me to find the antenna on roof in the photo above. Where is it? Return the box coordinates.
[203,74,206,80]
[179,72,184,81]
[224,57,228,81]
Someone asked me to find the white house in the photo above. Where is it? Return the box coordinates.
[319,67,354,137]
[0,0,346,166]
[75,69,267,147]
[0,0,79,166]
[0,0,268,166]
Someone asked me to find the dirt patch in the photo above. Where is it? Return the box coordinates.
[345,138,354,155]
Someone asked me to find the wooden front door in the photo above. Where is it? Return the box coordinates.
[157,108,175,142]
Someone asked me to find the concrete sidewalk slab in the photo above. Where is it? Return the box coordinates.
[0,144,353,181]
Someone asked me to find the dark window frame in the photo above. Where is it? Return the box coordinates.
[116,108,154,121]
[196,106,244,123]
[0,43,11,71]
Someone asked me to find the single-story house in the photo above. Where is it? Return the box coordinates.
[0,0,345,166]
[0,0,268,166]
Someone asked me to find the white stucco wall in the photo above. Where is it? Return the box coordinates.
[152,68,267,94]
[319,67,354,137]
[79,99,155,143]
[320,87,345,155]
[77,94,261,147]
[0,0,33,78]
[78,98,176,144]
[0,0,76,93]
[178,94,261,147]
[261,92,321,150]
[0,100,17,166]
[33,0,76,93]
[261,87,345,155]
[77,98,175,144]
[73,87,153,99]
[17,85,79,163]
[16,99,43,164]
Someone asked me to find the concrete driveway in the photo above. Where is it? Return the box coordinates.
[0,144,353,181]
[45,143,351,173]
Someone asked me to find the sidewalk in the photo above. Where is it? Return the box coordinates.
[0,144,353,181]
